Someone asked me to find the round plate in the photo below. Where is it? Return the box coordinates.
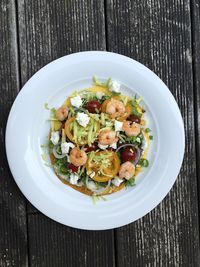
[6,51,185,230]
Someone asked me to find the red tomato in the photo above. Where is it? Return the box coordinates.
[68,163,79,173]
[85,100,101,113]
[121,147,136,162]
[128,114,141,124]
[85,142,98,152]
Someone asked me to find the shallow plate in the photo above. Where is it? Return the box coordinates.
[6,51,185,230]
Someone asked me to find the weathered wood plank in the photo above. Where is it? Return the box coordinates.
[17,1,115,266]
[28,213,115,267]
[191,0,200,221]
[17,0,106,214]
[106,0,200,266]
[0,1,28,266]
[18,0,106,86]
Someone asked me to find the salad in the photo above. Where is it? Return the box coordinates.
[46,77,152,197]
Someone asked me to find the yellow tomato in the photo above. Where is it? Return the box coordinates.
[86,150,120,182]
[65,117,76,142]
[87,85,112,95]
[65,117,100,145]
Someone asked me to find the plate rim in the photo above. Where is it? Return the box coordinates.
[5,51,185,230]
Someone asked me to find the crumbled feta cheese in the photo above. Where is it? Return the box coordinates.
[108,80,121,93]
[87,181,97,191]
[70,95,82,108]
[98,143,108,150]
[66,155,71,163]
[90,172,96,178]
[69,173,79,185]
[96,91,104,99]
[112,177,124,187]
[114,120,123,132]
[136,137,141,143]
[76,112,90,127]
[50,131,60,145]
[110,142,117,149]
[61,142,75,154]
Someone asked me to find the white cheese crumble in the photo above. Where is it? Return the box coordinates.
[70,95,82,108]
[66,155,71,163]
[108,80,121,93]
[76,112,90,127]
[50,131,60,145]
[98,143,108,150]
[69,173,79,185]
[110,142,117,149]
[114,120,123,132]
[87,181,97,191]
[136,137,141,143]
[61,142,75,154]
[96,91,104,99]
[90,172,96,178]
[112,177,124,187]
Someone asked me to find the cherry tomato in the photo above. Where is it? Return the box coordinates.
[85,142,98,152]
[128,114,141,124]
[85,100,101,113]
[121,147,136,162]
[68,163,78,173]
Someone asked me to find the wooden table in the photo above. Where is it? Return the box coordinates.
[1,1,200,266]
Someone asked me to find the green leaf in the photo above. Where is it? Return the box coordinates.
[145,128,151,133]
[101,95,110,102]
[54,157,70,175]
[131,99,142,117]
[44,103,50,110]
[111,92,121,96]
[49,140,54,149]
[149,135,153,140]
[125,177,135,187]
[138,158,149,167]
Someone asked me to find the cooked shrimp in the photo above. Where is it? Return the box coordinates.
[56,106,68,121]
[98,130,118,145]
[123,121,141,136]
[106,99,125,119]
[119,161,135,180]
[70,147,87,166]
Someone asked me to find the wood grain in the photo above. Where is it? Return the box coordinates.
[17,0,106,214]
[28,213,115,267]
[17,0,106,86]
[17,1,115,266]
[106,0,200,266]
[0,1,28,266]
[191,0,200,224]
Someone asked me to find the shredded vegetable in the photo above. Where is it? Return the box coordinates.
[42,76,152,200]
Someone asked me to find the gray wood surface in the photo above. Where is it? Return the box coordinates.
[106,0,200,266]
[0,1,28,267]
[17,1,115,266]
[1,0,200,266]
[28,214,115,267]
[192,0,200,216]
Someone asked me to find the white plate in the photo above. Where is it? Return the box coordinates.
[6,51,185,230]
